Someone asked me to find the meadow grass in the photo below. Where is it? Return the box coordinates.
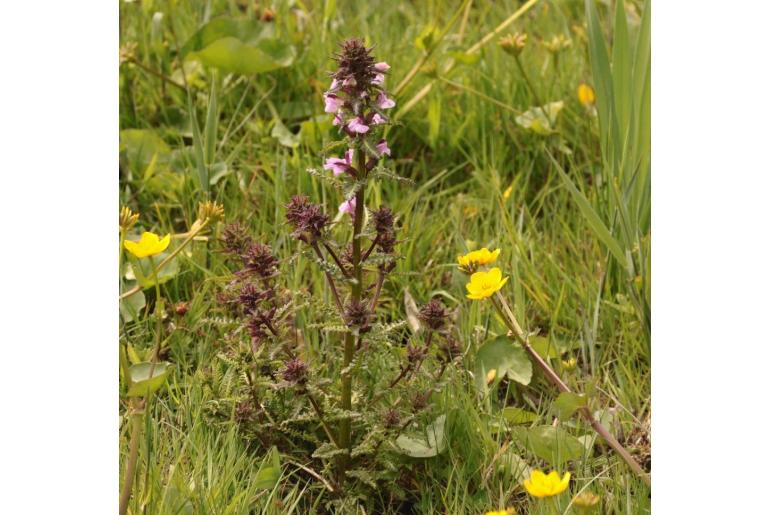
[120,0,650,512]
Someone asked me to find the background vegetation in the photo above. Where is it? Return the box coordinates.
[119,0,650,512]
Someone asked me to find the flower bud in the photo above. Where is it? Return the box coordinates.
[498,32,528,56]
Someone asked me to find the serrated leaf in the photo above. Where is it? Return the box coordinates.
[126,362,171,397]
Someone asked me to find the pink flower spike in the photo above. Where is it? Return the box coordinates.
[371,113,387,125]
[376,92,396,109]
[374,62,390,72]
[376,139,391,156]
[324,94,343,114]
[372,73,385,86]
[347,117,370,134]
[339,198,357,216]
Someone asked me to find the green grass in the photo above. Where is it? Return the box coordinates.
[119,0,650,512]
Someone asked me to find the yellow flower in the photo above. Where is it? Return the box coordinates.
[573,491,600,510]
[485,509,515,515]
[124,231,171,259]
[486,368,497,385]
[561,357,577,371]
[577,83,595,106]
[502,185,513,201]
[466,267,508,300]
[457,247,501,272]
[523,470,570,498]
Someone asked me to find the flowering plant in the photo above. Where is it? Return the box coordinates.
[211,40,459,505]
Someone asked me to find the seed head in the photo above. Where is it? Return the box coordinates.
[377,230,397,254]
[383,408,401,429]
[499,32,528,56]
[344,299,370,331]
[418,298,448,331]
[119,206,139,231]
[242,242,279,278]
[198,200,225,223]
[220,222,253,256]
[282,358,309,384]
[371,206,394,234]
[285,195,329,243]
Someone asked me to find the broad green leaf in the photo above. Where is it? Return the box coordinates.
[128,252,179,289]
[501,407,538,425]
[180,18,275,57]
[514,101,564,135]
[552,392,588,420]
[271,118,299,148]
[119,129,170,176]
[119,287,146,323]
[254,446,282,489]
[395,415,446,458]
[513,425,586,465]
[448,50,481,65]
[497,449,531,482]
[188,37,296,75]
[127,362,171,397]
[529,335,562,359]
[475,336,532,388]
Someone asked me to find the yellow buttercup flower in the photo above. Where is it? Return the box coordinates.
[562,357,577,371]
[502,185,513,201]
[466,267,508,300]
[457,247,501,272]
[577,83,595,106]
[523,470,570,498]
[124,231,171,259]
[485,509,515,515]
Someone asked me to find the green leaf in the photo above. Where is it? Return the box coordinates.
[513,425,586,465]
[497,449,531,482]
[415,25,438,51]
[448,50,480,65]
[119,129,170,176]
[119,287,146,322]
[475,336,532,388]
[514,101,564,135]
[254,446,282,490]
[395,415,446,458]
[528,335,563,359]
[552,392,588,421]
[187,37,295,75]
[128,252,179,289]
[501,407,538,425]
[299,115,333,150]
[551,155,627,265]
[126,362,171,397]
[271,118,299,148]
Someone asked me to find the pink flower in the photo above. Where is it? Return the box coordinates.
[374,62,390,72]
[376,139,391,156]
[339,197,356,216]
[375,92,396,109]
[347,117,370,134]
[371,113,387,125]
[333,114,343,126]
[324,94,343,113]
[343,77,357,87]
[372,73,385,86]
[329,78,340,90]
[323,149,354,177]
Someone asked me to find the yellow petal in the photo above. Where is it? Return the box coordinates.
[558,471,571,493]
[157,233,171,253]
[488,267,502,283]
[490,248,501,262]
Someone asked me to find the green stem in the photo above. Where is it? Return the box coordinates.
[490,293,650,485]
[119,402,144,515]
[338,146,367,480]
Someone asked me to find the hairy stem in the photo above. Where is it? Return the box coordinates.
[310,242,345,315]
[322,241,351,278]
[491,293,650,485]
[338,149,367,479]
